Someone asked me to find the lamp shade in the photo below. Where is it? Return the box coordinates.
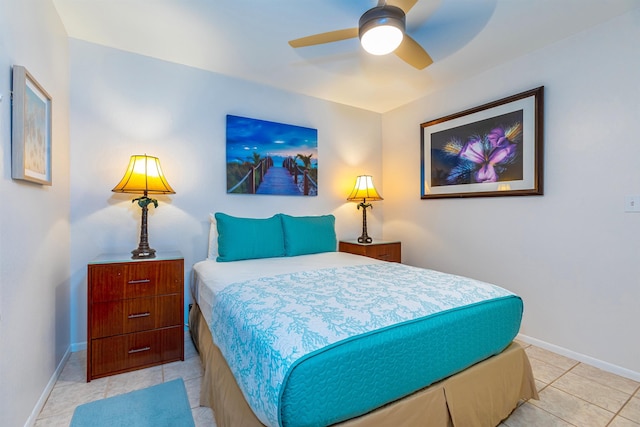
[112,155,175,195]
[347,175,383,202]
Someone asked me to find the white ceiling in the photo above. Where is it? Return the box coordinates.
[52,0,639,113]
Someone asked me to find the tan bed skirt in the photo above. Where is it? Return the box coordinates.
[189,303,538,427]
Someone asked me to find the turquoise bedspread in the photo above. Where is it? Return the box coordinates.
[209,262,522,427]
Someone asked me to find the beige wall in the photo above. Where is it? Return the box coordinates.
[382,9,640,377]
[0,0,71,426]
[67,39,383,349]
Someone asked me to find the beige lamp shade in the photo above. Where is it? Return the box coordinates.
[347,175,383,202]
[112,155,175,195]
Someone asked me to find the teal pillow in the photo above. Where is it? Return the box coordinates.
[215,213,285,262]
[281,214,337,256]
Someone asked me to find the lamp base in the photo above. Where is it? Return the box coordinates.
[131,247,156,259]
[132,199,156,259]
[357,235,373,244]
[357,201,373,244]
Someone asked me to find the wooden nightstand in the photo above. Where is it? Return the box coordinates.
[87,251,184,381]
[339,240,401,263]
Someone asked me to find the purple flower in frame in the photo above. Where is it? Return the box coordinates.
[456,123,522,183]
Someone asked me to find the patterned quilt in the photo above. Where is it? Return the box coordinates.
[209,262,517,426]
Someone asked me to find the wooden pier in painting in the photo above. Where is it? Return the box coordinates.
[256,167,301,195]
[227,156,317,196]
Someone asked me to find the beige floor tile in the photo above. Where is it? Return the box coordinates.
[609,415,640,427]
[192,406,217,427]
[552,371,630,412]
[526,346,578,371]
[535,379,548,393]
[571,363,640,395]
[528,356,569,384]
[530,386,614,426]
[620,396,640,424]
[56,351,87,387]
[503,401,573,427]
[164,356,204,382]
[185,334,199,360]
[184,376,203,409]
[105,365,164,397]
[37,377,108,419]
[34,411,74,427]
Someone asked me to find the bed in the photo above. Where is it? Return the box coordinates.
[189,213,538,427]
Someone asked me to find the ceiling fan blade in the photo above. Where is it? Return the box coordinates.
[387,0,419,14]
[289,28,359,48]
[394,34,433,69]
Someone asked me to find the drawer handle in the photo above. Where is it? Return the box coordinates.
[128,279,151,284]
[128,346,151,354]
[128,312,151,319]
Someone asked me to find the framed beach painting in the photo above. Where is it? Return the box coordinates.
[12,65,52,185]
[226,115,318,196]
[421,87,543,199]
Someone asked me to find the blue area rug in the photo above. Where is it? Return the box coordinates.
[70,378,195,427]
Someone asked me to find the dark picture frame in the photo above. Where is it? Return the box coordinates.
[421,87,543,199]
[11,65,53,185]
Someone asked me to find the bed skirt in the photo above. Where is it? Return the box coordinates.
[189,303,538,427]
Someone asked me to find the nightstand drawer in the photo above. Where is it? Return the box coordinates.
[339,240,401,263]
[89,260,183,302]
[90,326,182,379]
[91,294,183,338]
[364,244,400,262]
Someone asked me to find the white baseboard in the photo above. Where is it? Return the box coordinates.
[517,333,640,382]
[24,346,71,427]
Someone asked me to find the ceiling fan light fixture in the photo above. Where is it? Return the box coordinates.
[359,5,406,56]
[361,25,404,55]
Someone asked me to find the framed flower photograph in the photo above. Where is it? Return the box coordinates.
[421,87,543,199]
[11,65,52,185]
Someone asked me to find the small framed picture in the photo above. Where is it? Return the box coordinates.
[421,87,544,199]
[12,65,52,185]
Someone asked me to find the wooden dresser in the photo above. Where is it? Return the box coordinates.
[87,252,184,381]
[339,240,401,263]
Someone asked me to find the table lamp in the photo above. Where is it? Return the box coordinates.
[112,154,175,259]
[347,175,383,244]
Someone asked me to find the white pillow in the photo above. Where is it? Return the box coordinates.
[207,213,217,259]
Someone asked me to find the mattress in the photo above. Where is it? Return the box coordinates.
[192,252,524,427]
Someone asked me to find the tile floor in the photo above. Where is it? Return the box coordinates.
[34,337,640,426]
[34,334,216,427]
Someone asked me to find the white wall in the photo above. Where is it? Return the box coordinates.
[0,0,71,426]
[68,40,383,346]
[382,9,640,375]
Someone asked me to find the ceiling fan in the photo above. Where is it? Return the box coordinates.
[288,0,433,70]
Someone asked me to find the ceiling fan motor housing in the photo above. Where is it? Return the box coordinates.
[358,5,406,40]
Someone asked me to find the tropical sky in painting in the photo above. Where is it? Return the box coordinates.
[226,115,317,167]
